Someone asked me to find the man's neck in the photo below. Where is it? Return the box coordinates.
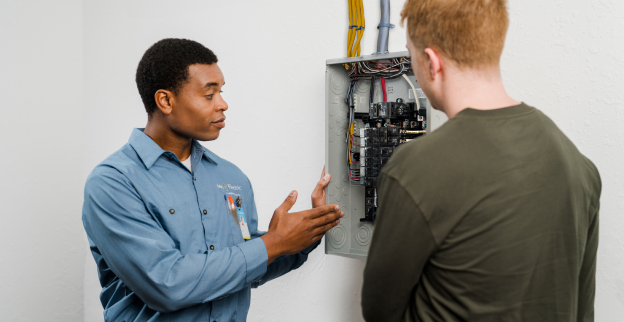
[438,66,520,119]
[144,118,193,161]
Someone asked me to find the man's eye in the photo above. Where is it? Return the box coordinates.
[206,94,213,99]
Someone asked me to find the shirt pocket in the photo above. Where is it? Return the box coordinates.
[223,195,245,245]
[151,201,204,254]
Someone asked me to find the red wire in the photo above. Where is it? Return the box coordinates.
[381,78,387,102]
[349,168,360,180]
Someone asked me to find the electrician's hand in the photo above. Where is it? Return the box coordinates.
[261,190,343,265]
[311,166,331,208]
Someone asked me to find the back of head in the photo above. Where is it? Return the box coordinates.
[136,38,218,116]
[401,0,509,69]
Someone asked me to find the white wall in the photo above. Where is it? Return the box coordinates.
[0,1,84,321]
[1,0,621,321]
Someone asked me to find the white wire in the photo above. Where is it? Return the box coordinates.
[402,74,421,110]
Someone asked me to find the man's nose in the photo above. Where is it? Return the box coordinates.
[216,93,228,111]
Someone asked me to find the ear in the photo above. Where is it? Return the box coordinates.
[423,48,442,81]
[154,89,175,115]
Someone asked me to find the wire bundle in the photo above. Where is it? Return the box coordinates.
[345,80,359,170]
[347,0,365,58]
[347,57,411,79]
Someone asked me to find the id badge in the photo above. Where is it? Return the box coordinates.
[225,194,251,240]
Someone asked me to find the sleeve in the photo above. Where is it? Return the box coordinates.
[251,241,319,287]
[82,167,267,314]
[361,173,438,322]
[244,178,319,288]
[577,201,599,322]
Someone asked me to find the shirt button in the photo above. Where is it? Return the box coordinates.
[210,245,214,250]
[193,177,197,181]
[169,209,175,214]
[203,209,207,215]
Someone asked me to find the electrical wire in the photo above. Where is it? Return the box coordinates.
[347,0,355,57]
[381,78,387,102]
[347,58,412,79]
[354,0,365,57]
[345,80,357,167]
[349,168,360,181]
[347,0,365,58]
[401,74,421,110]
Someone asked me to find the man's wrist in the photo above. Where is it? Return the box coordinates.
[260,232,282,265]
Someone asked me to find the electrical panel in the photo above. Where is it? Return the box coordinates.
[324,51,448,260]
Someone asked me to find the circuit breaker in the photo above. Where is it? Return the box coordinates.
[324,51,447,260]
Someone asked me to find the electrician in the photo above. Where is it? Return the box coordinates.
[362,0,601,321]
[82,38,343,322]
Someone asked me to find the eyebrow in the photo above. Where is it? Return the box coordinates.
[204,81,224,88]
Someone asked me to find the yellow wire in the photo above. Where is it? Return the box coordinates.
[353,0,362,56]
[348,122,355,164]
[348,123,352,164]
[347,0,354,57]
[346,0,365,60]
[356,0,365,56]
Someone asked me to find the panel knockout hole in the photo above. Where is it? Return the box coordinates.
[356,79,371,93]
[328,225,347,249]
[355,225,372,246]
[330,71,347,95]
[333,228,345,243]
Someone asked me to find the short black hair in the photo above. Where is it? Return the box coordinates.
[136,38,218,115]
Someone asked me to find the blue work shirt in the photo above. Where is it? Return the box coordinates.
[83,128,318,322]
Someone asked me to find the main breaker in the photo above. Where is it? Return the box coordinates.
[324,51,447,259]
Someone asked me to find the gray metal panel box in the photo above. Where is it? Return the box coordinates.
[324,51,447,260]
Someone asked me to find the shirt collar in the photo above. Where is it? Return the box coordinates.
[128,128,218,169]
[192,140,219,165]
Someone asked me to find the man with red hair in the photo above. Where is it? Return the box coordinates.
[362,1,601,321]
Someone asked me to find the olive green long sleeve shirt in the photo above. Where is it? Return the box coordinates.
[362,103,601,322]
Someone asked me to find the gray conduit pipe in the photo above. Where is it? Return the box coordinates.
[376,0,392,54]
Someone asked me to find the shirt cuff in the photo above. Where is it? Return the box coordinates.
[237,237,268,285]
[301,239,321,255]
